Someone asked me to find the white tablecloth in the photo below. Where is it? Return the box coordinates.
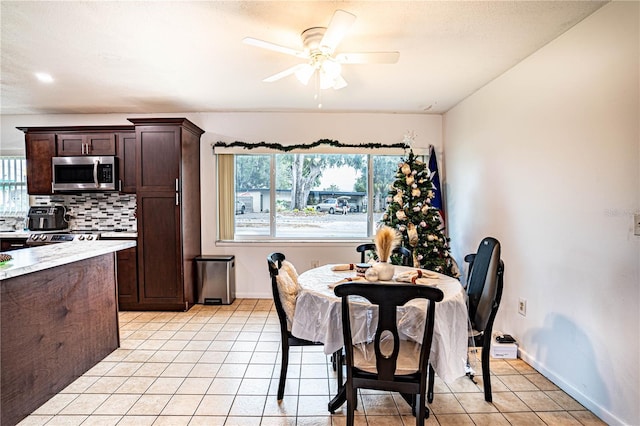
[291,264,469,383]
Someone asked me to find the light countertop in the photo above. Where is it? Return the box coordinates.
[0,230,34,238]
[0,240,136,280]
[100,232,137,239]
[0,231,138,239]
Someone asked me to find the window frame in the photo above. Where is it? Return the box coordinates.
[218,151,407,242]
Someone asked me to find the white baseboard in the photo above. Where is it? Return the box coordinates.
[235,292,272,300]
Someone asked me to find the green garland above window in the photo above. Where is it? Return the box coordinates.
[213,139,410,152]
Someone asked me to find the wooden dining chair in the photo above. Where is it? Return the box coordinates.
[334,282,444,425]
[356,243,376,263]
[356,243,413,266]
[267,252,324,400]
[464,237,504,402]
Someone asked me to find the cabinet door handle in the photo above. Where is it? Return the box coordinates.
[119,180,122,192]
[93,158,100,188]
[175,193,179,206]
[175,178,179,191]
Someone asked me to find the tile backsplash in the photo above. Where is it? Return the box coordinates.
[32,193,137,231]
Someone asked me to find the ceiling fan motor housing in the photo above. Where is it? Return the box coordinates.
[301,27,330,54]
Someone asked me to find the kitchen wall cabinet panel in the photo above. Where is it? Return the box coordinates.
[57,133,116,156]
[24,132,56,195]
[137,128,180,192]
[116,132,136,193]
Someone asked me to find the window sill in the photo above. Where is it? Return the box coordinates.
[215,239,371,248]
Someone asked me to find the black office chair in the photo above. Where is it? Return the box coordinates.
[267,252,326,400]
[334,283,444,425]
[356,243,413,266]
[464,237,504,402]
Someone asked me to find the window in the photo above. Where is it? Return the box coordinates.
[221,153,403,240]
[0,157,28,216]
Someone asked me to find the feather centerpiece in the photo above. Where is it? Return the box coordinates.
[375,225,401,262]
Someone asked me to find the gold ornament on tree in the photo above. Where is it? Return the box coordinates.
[407,223,419,248]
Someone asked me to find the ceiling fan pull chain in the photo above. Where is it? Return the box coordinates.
[315,71,323,109]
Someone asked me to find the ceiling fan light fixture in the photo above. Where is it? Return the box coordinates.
[295,64,315,85]
[317,59,345,90]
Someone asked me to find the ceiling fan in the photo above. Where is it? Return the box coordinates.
[243,9,399,92]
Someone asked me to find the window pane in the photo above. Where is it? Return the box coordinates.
[235,155,271,237]
[275,153,367,238]
[372,156,404,223]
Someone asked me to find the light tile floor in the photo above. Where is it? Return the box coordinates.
[19,299,605,425]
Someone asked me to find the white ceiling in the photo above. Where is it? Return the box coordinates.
[1,1,606,115]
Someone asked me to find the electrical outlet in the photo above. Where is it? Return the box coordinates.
[311,260,320,268]
[518,298,527,316]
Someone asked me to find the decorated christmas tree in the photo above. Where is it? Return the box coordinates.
[381,150,457,277]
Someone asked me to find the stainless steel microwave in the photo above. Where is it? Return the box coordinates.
[51,156,118,192]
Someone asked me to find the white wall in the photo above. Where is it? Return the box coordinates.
[1,112,442,298]
[443,2,639,424]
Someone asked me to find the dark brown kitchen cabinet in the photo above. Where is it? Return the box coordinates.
[129,118,203,311]
[24,132,56,195]
[19,125,136,195]
[116,132,136,193]
[0,238,28,252]
[115,246,138,309]
[57,133,116,156]
[18,120,202,312]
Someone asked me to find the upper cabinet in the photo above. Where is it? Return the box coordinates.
[57,133,116,156]
[23,132,56,195]
[19,125,135,195]
[134,123,181,192]
[116,132,136,193]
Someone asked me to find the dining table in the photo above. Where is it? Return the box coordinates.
[291,263,469,412]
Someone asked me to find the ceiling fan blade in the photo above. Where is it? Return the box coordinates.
[320,9,356,53]
[243,37,306,58]
[263,63,311,83]
[335,51,400,64]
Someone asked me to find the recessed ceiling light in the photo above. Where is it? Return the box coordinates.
[35,72,54,83]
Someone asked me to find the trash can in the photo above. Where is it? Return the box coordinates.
[195,255,235,305]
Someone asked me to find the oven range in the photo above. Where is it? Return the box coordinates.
[27,232,101,246]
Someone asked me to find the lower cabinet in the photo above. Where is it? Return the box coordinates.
[0,238,28,252]
[115,246,138,310]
